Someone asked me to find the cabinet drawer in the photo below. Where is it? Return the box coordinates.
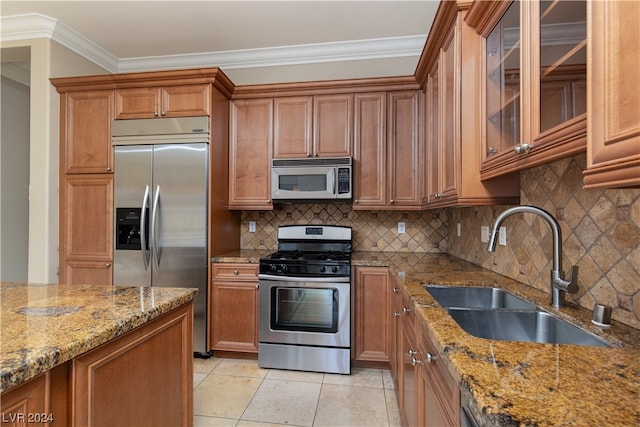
[420,327,459,423]
[212,264,258,281]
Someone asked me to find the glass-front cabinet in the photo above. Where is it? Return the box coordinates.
[467,0,587,179]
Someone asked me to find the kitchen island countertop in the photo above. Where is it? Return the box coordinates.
[213,250,640,425]
[0,282,197,392]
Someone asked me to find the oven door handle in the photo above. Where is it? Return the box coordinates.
[258,274,350,283]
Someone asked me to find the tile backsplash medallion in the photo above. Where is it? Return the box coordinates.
[449,153,640,329]
[241,153,639,329]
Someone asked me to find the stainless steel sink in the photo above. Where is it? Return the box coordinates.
[446,308,611,347]
[425,285,537,310]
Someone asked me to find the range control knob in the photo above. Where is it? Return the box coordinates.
[321,266,327,273]
[332,266,339,273]
[270,264,277,272]
[281,265,289,273]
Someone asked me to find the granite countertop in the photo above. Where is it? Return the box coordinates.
[213,250,640,426]
[0,282,197,393]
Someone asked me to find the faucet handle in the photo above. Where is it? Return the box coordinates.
[565,265,579,294]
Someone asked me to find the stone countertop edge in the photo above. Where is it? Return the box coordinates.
[0,283,198,393]
[213,250,640,426]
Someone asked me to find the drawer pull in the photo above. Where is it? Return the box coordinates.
[392,287,399,294]
[408,349,417,357]
[233,270,239,275]
[411,356,422,366]
[393,312,401,318]
[402,307,411,315]
[425,352,437,364]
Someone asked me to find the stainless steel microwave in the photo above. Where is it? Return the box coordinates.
[271,157,352,202]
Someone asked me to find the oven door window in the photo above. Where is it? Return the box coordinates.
[278,174,327,192]
[271,287,338,333]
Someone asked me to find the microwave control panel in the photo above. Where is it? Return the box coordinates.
[337,168,351,194]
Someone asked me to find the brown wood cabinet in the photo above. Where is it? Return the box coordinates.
[211,264,259,353]
[0,374,49,426]
[419,1,519,208]
[114,84,211,119]
[389,279,460,427]
[228,98,273,210]
[583,0,640,189]
[353,93,387,208]
[353,267,391,363]
[387,91,423,209]
[62,90,114,174]
[273,94,352,158]
[59,175,113,285]
[465,0,588,180]
[73,303,193,427]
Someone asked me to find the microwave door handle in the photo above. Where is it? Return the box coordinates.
[330,168,336,196]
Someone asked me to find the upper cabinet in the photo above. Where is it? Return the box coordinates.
[273,94,352,158]
[466,0,587,180]
[583,0,640,189]
[115,84,211,119]
[62,90,114,174]
[353,90,423,210]
[417,1,519,208]
[228,98,274,210]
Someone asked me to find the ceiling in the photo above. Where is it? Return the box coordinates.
[1,1,440,84]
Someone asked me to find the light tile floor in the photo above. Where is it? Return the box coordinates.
[193,357,402,427]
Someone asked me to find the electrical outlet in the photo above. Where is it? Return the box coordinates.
[398,222,406,234]
[499,226,507,246]
[456,223,461,237]
[480,226,490,243]
[249,221,256,233]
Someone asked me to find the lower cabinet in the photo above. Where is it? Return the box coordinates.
[211,263,259,353]
[353,267,391,363]
[390,278,460,427]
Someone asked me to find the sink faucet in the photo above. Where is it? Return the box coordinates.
[487,206,579,309]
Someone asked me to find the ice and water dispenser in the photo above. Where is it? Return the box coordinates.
[116,208,148,250]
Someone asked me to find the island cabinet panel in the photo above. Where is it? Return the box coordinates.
[211,264,259,353]
[60,175,113,285]
[62,90,114,174]
[584,0,640,188]
[114,84,211,119]
[0,373,49,426]
[353,267,391,363]
[228,98,273,210]
[72,303,193,427]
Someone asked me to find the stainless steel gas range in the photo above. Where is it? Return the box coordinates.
[258,225,352,375]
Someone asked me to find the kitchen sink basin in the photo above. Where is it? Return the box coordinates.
[424,285,537,310]
[446,308,611,347]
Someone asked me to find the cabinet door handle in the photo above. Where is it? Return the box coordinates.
[233,270,239,275]
[106,167,112,172]
[514,143,533,154]
[411,356,422,366]
[105,263,111,268]
[425,352,437,363]
[403,307,411,315]
[393,287,399,294]
[390,199,395,204]
[408,349,417,357]
[393,312,401,318]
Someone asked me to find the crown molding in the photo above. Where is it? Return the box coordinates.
[1,14,119,72]
[2,13,425,74]
[1,62,30,86]
[117,35,427,72]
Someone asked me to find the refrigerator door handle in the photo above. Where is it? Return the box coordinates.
[140,185,151,271]
[151,185,161,269]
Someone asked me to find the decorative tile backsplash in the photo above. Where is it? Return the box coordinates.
[449,153,640,329]
[241,204,449,253]
[240,153,639,329]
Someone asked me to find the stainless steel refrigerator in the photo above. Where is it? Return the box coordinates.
[112,117,210,356]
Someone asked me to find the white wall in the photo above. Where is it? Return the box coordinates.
[0,38,108,284]
[0,75,30,281]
